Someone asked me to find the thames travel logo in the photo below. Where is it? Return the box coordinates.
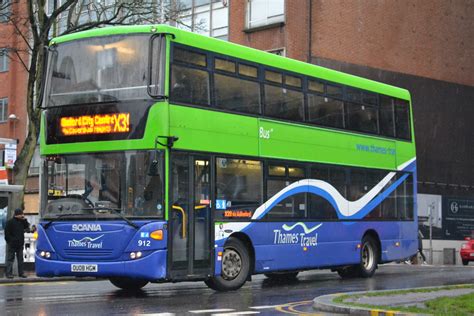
[68,235,104,249]
[273,223,322,247]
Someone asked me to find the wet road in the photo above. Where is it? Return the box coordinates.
[2,264,473,315]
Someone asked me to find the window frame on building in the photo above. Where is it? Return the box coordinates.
[0,98,8,122]
[0,48,8,72]
[177,0,229,40]
[246,0,285,30]
[0,0,12,23]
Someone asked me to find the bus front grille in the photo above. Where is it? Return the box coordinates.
[64,249,114,257]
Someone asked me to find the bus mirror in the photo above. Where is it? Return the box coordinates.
[148,159,159,176]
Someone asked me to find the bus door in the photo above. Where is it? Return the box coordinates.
[169,153,213,279]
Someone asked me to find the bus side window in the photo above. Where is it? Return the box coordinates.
[264,85,304,122]
[379,96,395,137]
[395,99,411,140]
[214,74,260,114]
[265,179,306,219]
[309,165,337,220]
[171,65,210,106]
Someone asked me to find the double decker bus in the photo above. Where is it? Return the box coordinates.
[36,25,417,291]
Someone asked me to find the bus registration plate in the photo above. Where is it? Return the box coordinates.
[71,264,98,273]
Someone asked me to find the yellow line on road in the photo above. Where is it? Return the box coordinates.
[274,300,321,315]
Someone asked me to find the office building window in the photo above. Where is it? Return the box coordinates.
[177,0,229,40]
[0,49,8,72]
[247,0,284,29]
[0,0,11,23]
[0,98,8,122]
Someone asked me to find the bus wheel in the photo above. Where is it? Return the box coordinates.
[264,272,299,281]
[109,277,148,290]
[205,237,250,291]
[358,235,378,278]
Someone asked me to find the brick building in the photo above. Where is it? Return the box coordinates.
[0,0,29,175]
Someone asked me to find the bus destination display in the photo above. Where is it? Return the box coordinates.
[60,113,130,136]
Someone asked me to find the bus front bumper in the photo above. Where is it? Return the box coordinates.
[35,249,167,280]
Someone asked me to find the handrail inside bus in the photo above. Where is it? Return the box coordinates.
[171,204,209,238]
[172,205,186,238]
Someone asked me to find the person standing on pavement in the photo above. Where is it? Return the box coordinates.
[4,208,30,278]
[418,229,427,264]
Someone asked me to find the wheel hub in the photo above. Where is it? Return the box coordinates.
[362,243,374,270]
[221,248,242,280]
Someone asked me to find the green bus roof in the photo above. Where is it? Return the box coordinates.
[51,24,411,100]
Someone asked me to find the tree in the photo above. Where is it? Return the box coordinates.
[0,0,193,210]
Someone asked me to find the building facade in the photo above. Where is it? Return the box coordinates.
[0,0,29,176]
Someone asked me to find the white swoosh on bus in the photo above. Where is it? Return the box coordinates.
[282,223,322,234]
[72,235,104,243]
[252,157,416,219]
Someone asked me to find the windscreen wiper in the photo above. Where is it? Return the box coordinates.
[43,213,89,229]
[81,207,139,229]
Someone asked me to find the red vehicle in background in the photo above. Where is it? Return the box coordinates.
[460,235,474,266]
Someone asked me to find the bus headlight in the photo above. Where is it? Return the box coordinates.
[39,251,51,259]
[130,251,143,260]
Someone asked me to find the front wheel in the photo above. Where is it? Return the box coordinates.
[462,260,469,266]
[205,237,250,291]
[109,277,148,290]
[358,235,379,278]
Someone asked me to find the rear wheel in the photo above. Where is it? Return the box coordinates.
[358,235,379,278]
[264,272,299,281]
[205,237,250,291]
[462,260,469,266]
[109,277,148,290]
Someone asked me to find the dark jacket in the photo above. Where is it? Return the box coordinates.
[4,217,30,247]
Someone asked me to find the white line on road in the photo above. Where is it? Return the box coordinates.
[189,309,235,314]
[138,314,175,316]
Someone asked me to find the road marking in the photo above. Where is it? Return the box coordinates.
[275,300,321,315]
[190,309,235,314]
[212,312,260,315]
[137,314,175,316]
[249,305,283,309]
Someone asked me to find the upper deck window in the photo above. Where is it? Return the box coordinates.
[265,70,282,84]
[395,99,411,140]
[308,79,324,94]
[215,58,236,73]
[44,35,153,107]
[175,47,207,67]
[239,64,258,78]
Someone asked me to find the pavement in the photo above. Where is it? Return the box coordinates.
[313,284,474,316]
[0,270,96,284]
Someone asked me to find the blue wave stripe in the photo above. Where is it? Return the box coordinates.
[257,173,410,220]
[349,173,409,219]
